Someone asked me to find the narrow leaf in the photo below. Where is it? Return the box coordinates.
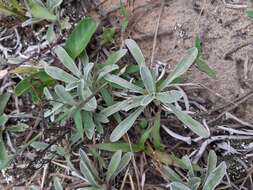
[203,162,226,190]
[105,49,127,65]
[94,143,142,152]
[112,152,132,178]
[54,46,81,77]
[168,104,209,138]
[0,93,10,115]
[53,177,63,190]
[55,85,76,105]
[74,111,84,139]
[156,90,182,104]
[106,150,122,182]
[110,107,144,142]
[161,166,183,182]
[170,182,192,190]
[158,47,198,90]
[45,65,79,83]
[104,74,144,93]
[140,66,156,94]
[28,1,57,21]
[125,39,145,66]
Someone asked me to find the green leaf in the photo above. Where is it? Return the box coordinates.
[79,149,99,180]
[207,150,217,175]
[15,71,55,103]
[156,90,182,104]
[94,143,142,152]
[0,130,10,170]
[45,65,79,83]
[182,155,194,177]
[120,1,129,33]
[79,85,97,111]
[140,95,154,107]
[0,93,10,115]
[30,141,49,151]
[55,85,76,105]
[106,150,122,182]
[0,114,8,126]
[47,0,63,11]
[74,111,84,139]
[97,64,119,80]
[151,111,161,149]
[203,162,226,190]
[104,74,144,93]
[54,46,81,77]
[112,152,132,178]
[158,47,198,91]
[187,177,201,190]
[28,1,57,21]
[110,107,144,142]
[195,34,216,78]
[53,177,63,190]
[138,128,152,148]
[82,111,95,139]
[167,104,210,138]
[105,49,127,65]
[161,166,183,182]
[80,158,99,186]
[246,9,253,18]
[100,27,116,45]
[65,17,97,59]
[140,66,156,94]
[170,182,191,190]
[7,123,29,133]
[46,25,56,43]
[125,39,145,66]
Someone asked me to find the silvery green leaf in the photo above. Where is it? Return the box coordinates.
[55,85,76,105]
[65,81,80,91]
[46,25,56,43]
[47,0,63,11]
[53,176,63,190]
[140,95,154,106]
[0,114,8,126]
[182,155,194,177]
[158,47,198,91]
[156,90,182,104]
[161,166,183,182]
[105,49,127,65]
[83,62,94,80]
[203,162,226,190]
[140,66,156,94]
[78,81,97,111]
[125,39,145,66]
[28,1,57,21]
[167,104,210,138]
[93,113,109,123]
[97,64,119,80]
[44,103,64,117]
[100,101,128,117]
[44,87,53,100]
[207,150,217,175]
[54,46,81,77]
[106,150,122,182]
[80,158,99,186]
[45,65,78,83]
[30,141,49,151]
[104,74,144,93]
[82,111,95,139]
[122,96,146,111]
[170,182,191,190]
[110,107,144,142]
[187,177,201,190]
[74,111,84,139]
[111,152,132,179]
[80,50,89,65]
[0,93,10,115]
[79,149,99,179]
